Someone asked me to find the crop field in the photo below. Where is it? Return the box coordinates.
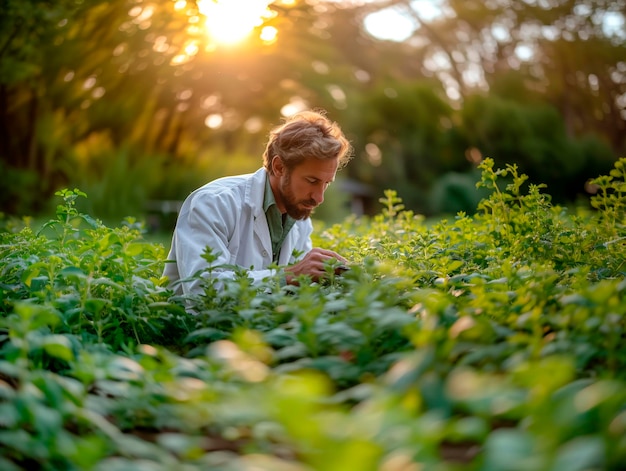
[1,158,625,470]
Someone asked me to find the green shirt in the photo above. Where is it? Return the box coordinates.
[264,174,296,263]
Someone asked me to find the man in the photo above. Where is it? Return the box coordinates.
[163,110,353,296]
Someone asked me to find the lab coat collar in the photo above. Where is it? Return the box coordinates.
[245,168,269,218]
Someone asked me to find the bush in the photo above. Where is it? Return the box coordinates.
[1,159,625,469]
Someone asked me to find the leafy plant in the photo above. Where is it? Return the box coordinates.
[1,159,626,469]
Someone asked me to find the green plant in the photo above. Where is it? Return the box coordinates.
[1,159,626,469]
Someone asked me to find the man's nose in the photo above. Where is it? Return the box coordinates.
[311,186,325,205]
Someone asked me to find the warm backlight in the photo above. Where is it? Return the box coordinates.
[197,0,274,45]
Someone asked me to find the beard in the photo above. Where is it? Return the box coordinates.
[280,172,317,220]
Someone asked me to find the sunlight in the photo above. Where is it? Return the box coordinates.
[260,25,278,43]
[280,97,309,117]
[364,8,414,42]
[197,0,274,45]
[364,0,445,42]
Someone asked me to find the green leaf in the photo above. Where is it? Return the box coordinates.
[90,278,125,290]
[79,213,100,229]
[20,262,45,287]
[59,266,87,280]
[0,456,22,471]
[126,242,149,257]
[482,429,539,471]
[84,298,112,314]
[0,429,48,459]
[0,361,21,379]
[550,436,605,471]
[184,327,229,343]
[0,403,19,427]
[14,302,61,329]
[107,357,144,381]
[447,259,465,273]
[41,335,74,362]
[148,302,188,316]
[264,328,296,347]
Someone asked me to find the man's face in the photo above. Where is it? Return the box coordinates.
[272,157,338,220]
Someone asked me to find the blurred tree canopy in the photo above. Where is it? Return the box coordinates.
[1,0,624,220]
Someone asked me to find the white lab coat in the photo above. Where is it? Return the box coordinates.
[163,168,313,295]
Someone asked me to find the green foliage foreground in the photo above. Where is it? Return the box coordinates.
[1,159,625,471]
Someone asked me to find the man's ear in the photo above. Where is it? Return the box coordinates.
[272,156,285,176]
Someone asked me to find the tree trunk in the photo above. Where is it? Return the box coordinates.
[25,86,39,173]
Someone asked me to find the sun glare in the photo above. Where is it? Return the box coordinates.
[197,0,274,45]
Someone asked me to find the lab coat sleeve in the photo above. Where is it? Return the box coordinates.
[172,190,277,295]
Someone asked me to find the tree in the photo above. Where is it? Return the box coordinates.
[375,0,626,154]
[0,0,623,218]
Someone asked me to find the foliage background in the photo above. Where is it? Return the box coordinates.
[0,0,624,224]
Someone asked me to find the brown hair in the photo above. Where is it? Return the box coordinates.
[263,110,352,175]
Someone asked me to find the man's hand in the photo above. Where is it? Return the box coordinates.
[285,248,349,284]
